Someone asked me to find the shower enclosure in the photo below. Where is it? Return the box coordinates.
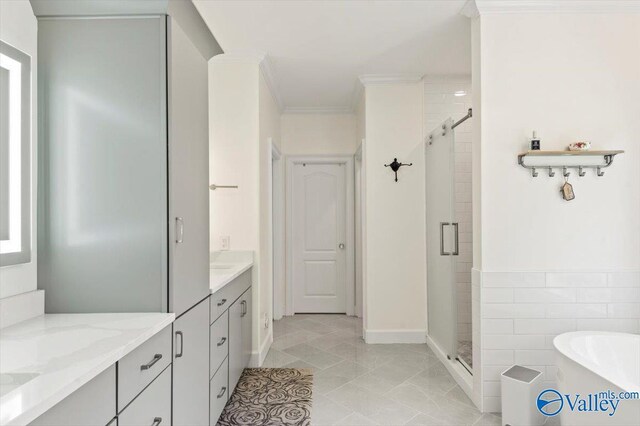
[426,110,472,373]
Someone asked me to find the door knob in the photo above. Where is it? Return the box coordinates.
[338,243,345,249]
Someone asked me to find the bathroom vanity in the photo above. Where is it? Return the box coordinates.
[208,254,253,424]
[28,1,222,425]
[0,313,174,426]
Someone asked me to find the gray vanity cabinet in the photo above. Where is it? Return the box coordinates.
[209,269,253,425]
[30,366,116,426]
[228,297,244,392]
[173,298,210,426]
[241,289,253,371]
[228,287,253,393]
[29,325,173,426]
[167,15,210,317]
[33,1,221,317]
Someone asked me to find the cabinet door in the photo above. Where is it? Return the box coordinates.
[30,365,115,426]
[167,15,210,316]
[228,298,243,392]
[118,366,171,426]
[173,298,209,426]
[37,16,168,313]
[241,289,252,368]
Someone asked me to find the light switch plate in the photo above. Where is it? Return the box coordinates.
[221,236,230,250]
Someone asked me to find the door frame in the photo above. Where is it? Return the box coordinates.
[354,144,364,319]
[285,155,355,316]
[270,140,285,320]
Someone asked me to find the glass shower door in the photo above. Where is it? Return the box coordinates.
[426,118,458,360]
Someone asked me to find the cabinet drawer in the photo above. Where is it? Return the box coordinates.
[210,311,228,378]
[118,325,171,410]
[30,365,115,426]
[210,269,251,323]
[118,366,171,426]
[209,358,229,426]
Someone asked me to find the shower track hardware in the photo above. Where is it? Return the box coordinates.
[209,184,239,190]
[439,222,459,256]
[427,109,472,143]
[452,108,473,130]
[384,158,413,182]
[517,150,624,178]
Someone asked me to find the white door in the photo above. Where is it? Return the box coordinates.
[292,162,347,313]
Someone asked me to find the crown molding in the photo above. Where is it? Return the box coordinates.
[460,0,479,18]
[467,0,640,15]
[348,73,423,113]
[258,56,284,113]
[282,106,353,115]
[210,51,284,112]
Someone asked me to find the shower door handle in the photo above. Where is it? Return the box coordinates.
[452,222,459,256]
[440,222,459,256]
[440,222,450,256]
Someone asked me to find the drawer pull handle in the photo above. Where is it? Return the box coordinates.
[217,298,227,307]
[217,387,227,399]
[217,337,227,347]
[240,300,247,317]
[175,331,184,358]
[140,354,162,370]
[151,417,162,426]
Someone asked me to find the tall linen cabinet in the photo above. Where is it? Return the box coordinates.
[32,1,221,425]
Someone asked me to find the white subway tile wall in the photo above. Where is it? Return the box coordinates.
[478,270,640,412]
[424,77,473,345]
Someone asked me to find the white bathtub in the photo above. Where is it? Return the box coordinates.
[553,331,640,426]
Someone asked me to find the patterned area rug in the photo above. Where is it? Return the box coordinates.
[217,368,313,426]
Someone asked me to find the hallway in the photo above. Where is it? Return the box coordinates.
[264,315,500,425]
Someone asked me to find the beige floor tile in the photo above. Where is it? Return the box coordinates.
[319,360,371,380]
[327,383,396,416]
[335,412,378,425]
[261,348,299,367]
[313,373,352,395]
[473,413,502,426]
[312,394,354,426]
[300,350,345,369]
[265,315,483,426]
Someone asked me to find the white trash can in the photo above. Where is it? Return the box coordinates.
[501,365,545,426]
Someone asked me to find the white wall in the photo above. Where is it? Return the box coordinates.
[281,113,357,155]
[354,93,365,318]
[473,12,640,413]
[363,82,427,343]
[0,0,38,301]
[209,55,282,364]
[424,76,473,344]
[209,58,259,252]
[257,70,281,357]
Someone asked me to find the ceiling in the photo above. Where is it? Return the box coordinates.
[194,0,471,111]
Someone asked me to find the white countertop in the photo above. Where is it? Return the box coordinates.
[0,312,175,426]
[209,251,254,294]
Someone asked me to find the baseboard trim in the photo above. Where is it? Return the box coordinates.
[250,328,273,367]
[364,328,427,344]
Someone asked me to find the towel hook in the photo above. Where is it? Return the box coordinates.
[384,158,413,182]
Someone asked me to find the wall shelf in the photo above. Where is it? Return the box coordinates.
[517,150,624,177]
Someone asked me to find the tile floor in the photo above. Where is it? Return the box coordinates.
[263,314,501,426]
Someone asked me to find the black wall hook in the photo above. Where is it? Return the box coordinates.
[384,158,413,182]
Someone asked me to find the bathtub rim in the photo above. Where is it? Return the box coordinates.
[553,331,640,394]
